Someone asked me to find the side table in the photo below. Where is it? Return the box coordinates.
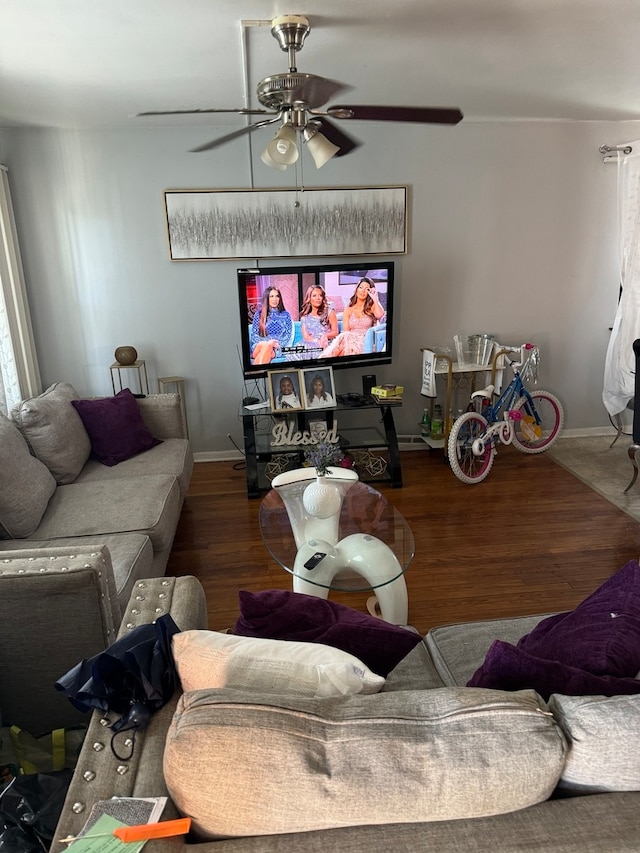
[110,360,149,396]
[260,470,414,624]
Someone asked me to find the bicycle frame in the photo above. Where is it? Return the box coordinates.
[471,410,522,456]
[472,347,541,446]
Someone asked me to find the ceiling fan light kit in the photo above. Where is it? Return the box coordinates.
[303,125,340,169]
[259,148,287,171]
[139,14,463,168]
[263,123,299,166]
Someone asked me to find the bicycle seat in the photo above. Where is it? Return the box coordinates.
[471,385,494,399]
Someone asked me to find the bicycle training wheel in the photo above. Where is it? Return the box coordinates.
[511,390,564,453]
[447,412,494,484]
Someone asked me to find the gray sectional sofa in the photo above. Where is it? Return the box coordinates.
[52,578,640,853]
[0,383,192,736]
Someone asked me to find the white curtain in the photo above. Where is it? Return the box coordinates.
[603,142,640,416]
[0,166,41,414]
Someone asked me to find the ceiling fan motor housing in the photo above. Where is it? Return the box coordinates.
[257,73,328,111]
[270,15,310,53]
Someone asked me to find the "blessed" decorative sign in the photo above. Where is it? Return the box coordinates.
[271,421,339,447]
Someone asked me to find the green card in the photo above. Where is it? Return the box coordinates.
[67,813,146,851]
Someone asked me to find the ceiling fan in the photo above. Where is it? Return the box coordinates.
[138,14,463,170]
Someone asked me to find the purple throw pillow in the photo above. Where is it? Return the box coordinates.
[516,559,640,677]
[468,560,640,698]
[233,589,422,678]
[71,388,161,466]
[467,640,640,701]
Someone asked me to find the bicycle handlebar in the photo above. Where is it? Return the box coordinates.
[495,343,537,370]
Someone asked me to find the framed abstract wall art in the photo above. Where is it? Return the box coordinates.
[164,186,407,260]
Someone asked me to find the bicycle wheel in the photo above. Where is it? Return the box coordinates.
[511,390,564,453]
[447,412,494,484]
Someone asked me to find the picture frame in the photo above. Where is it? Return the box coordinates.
[164,186,407,260]
[267,369,305,413]
[301,366,336,410]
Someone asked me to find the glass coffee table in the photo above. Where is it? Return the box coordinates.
[259,473,415,624]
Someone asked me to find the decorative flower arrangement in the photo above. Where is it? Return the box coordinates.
[304,439,346,476]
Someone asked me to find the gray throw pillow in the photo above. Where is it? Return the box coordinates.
[0,413,56,538]
[11,382,91,484]
[549,693,640,793]
[164,686,566,839]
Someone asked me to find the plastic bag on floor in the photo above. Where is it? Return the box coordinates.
[0,769,72,852]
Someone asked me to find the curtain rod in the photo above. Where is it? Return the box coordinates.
[599,144,633,155]
[600,143,633,164]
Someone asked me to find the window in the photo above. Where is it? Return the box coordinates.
[0,166,40,414]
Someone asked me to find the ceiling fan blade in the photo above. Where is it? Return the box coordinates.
[310,117,361,157]
[327,105,463,125]
[190,118,280,153]
[137,108,271,117]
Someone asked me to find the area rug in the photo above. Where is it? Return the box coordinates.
[548,435,640,523]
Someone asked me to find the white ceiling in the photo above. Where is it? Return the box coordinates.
[3,0,640,138]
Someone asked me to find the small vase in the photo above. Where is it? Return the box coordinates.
[114,346,138,366]
[302,474,341,519]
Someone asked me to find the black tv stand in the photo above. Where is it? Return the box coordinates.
[241,398,403,498]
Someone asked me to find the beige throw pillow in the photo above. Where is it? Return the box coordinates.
[11,382,91,484]
[0,414,56,538]
[164,686,567,839]
[172,630,385,698]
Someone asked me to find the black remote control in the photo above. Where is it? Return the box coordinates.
[304,552,326,570]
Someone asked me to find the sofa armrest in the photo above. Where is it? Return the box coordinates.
[52,576,208,850]
[0,546,121,734]
[137,394,187,440]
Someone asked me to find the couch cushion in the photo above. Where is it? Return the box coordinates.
[233,589,422,678]
[548,693,640,794]
[74,438,192,497]
[153,793,640,853]
[382,640,446,691]
[468,562,640,699]
[172,631,385,698]
[0,414,57,538]
[11,382,91,484]
[71,388,161,466]
[29,475,181,555]
[425,613,552,686]
[164,686,566,839]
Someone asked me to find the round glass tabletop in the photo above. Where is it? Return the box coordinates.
[259,479,415,592]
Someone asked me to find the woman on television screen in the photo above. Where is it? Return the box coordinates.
[320,277,385,358]
[250,287,293,364]
[299,285,339,358]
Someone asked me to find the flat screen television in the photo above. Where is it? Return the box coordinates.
[237,261,394,379]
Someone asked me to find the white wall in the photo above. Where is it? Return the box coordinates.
[0,119,633,453]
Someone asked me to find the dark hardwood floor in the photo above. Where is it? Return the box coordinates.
[166,446,640,635]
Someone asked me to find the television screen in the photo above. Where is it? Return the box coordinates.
[237,261,394,378]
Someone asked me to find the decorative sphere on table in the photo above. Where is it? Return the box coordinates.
[302,477,342,519]
[114,346,138,366]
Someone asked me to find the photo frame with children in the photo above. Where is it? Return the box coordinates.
[301,366,336,410]
[267,369,305,412]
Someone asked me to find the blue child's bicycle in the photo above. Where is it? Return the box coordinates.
[447,343,564,484]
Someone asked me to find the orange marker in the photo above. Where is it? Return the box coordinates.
[114,818,192,842]
[61,817,192,845]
